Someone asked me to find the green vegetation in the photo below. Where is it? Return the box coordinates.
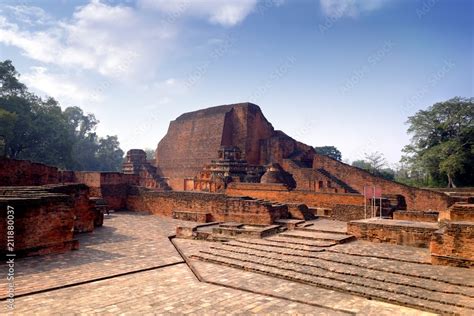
[351,152,395,181]
[0,60,124,171]
[399,97,473,187]
[314,146,342,161]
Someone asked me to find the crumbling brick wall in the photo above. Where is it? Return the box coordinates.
[126,186,288,224]
[75,172,138,210]
[156,103,315,190]
[312,154,453,212]
[393,211,439,223]
[347,220,438,248]
[226,182,364,209]
[0,158,60,186]
[0,194,77,256]
[331,204,367,222]
[430,222,474,268]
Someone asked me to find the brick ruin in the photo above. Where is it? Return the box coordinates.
[0,102,472,267]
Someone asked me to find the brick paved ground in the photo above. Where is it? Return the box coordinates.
[0,212,193,298]
[1,213,472,314]
[3,264,325,315]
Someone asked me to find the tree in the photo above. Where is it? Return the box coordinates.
[143,148,156,160]
[401,97,473,187]
[0,59,125,171]
[351,152,395,180]
[0,60,26,97]
[352,159,372,170]
[314,146,342,161]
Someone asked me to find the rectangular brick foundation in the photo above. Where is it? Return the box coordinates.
[430,222,474,268]
[172,209,211,222]
[347,219,439,248]
[0,194,78,256]
[393,211,439,223]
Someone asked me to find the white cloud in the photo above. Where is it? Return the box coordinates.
[0,1,175,79]
[22,66,99,107]
[138,0,258,26]
[319,0,389,18]
[2,5,54,26]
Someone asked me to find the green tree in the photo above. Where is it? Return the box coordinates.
[401,97,473,187]
[351,159,372,170]
[0,59,125,171]
[314,146,342,161]
[143,148,156,160]
[351,152,395,181]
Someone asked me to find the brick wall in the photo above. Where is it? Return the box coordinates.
[46,184,95,233]
[331,204,367,222]
[126,186,289,225]
[347,220,438,248]
[155,103,315,190]
[75,172,138,210]
[430,222,474,268]
[0,158,60,186]
[226,183,365,209]
[438,204,474,222]
[0,194,77,256]
[393,211,439,223]
[312,154,453,212]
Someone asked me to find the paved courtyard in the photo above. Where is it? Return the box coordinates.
[1,212,473,314]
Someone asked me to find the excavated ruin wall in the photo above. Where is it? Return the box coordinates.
[126,186,288,225]
[226,182,364,209]
[312,154,453,212]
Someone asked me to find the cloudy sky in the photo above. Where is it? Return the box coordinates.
[0,0,472,165]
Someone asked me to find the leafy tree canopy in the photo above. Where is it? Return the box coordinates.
[351,152,395,181]
[400,97,473,187]
[0,60,124,171]
[314,146,342,161]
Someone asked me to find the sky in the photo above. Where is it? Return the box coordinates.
[0,0,472,166]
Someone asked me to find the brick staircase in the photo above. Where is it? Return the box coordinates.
[316,168,359,194]
[191,222,474,315]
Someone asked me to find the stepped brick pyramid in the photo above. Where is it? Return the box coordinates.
[155,103,314,190]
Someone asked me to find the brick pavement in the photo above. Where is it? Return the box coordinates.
[1,213,472,315]
[0,212,193,298]
[2,264,324,315]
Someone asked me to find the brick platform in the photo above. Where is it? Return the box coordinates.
[347,218,439,248]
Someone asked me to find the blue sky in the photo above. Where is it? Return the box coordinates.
[0,0,472,165]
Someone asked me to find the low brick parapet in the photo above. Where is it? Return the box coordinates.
[347,218,439,248]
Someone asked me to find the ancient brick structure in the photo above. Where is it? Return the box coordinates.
[393,210,439,223]
[126,186,289,225]
[226,182,365,210]
[156,103,314,190]
[0,183,102,256]
[74,172,138,210]
[347,219,439,248]
[192,146,264,192]
[122,149,170,190]
[430,221,474,268]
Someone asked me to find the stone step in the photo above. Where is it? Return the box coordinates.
[264,236,337,247]
[192,252,472,315]
[225,240,325,257]
[295,227,348,235]
[228,240,473,289]
[230,237,330,251]
[210,244,474,298]
[296,222,314,228]
[274,219,305,230]
[279,230,355,243]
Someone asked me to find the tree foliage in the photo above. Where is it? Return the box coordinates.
[400,97,473,187]
[314,146,342,161]
[0,60,124,171]
[351,152,395,181]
